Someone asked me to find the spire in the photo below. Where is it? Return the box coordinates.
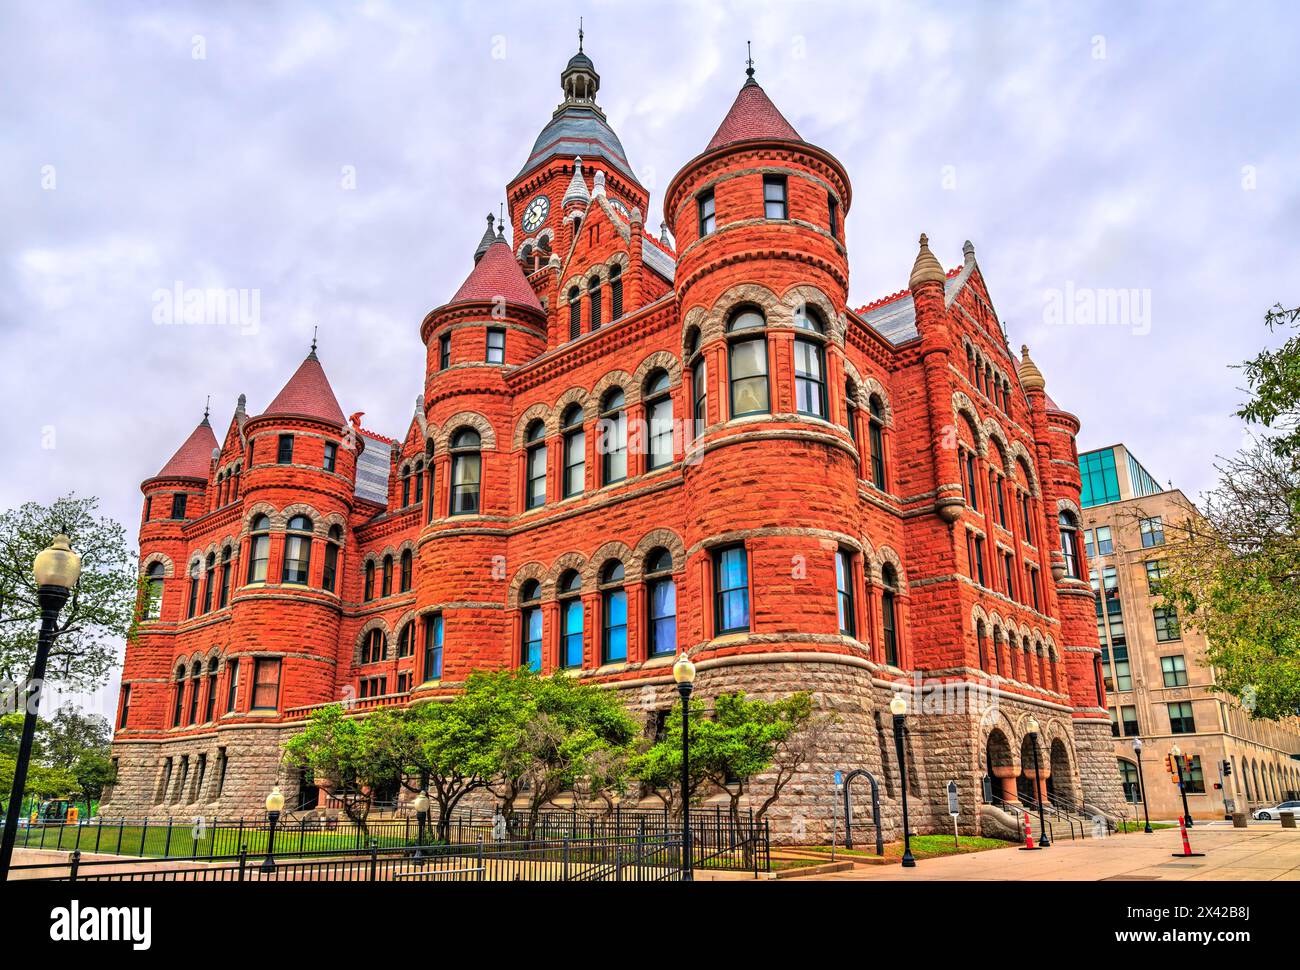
[746,40,755,80]
[473,214,497,263]
[561,29,599,105]
[563,157,590,208]
[578,17,583,53]
[308,325,318,360]
[262,349,347,426]
[705,72,802,152]
[1018,344,1046,393]
[155,413,219,480]
[908,233,946,289]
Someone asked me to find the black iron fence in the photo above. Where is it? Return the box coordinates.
[8,804,768,868]
[10,826,770,882]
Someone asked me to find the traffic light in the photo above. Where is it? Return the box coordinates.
[1222,760,1232,777]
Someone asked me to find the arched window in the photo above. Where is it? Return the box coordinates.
[868,396,887,490]
[1037,643,1047,685]
[414,459,424,505]
[381,554,393,597]
[992,626,1005,676]
[520,579,542,672]
[205,658,219,723]
[449,428,482,516]
[793,307,826,418]
[1059,510,1081,579]
[400,549,413,592]
[1118,759,1141,804]
[423,613,443,681]
[845,380,859,447]
[645,548,676,656]
[1022,636,1034,686]
[322,526,341,593]
[644,369,673,470]
[401,465,411,507]
[559,570,584,668]
[568,286,581,340]
[363,628,386,664]
[525,420,547,510]
[609,264,623,320]
[727,306,769,417]
[187,560,201,618]
[976,620,989,672]
[282,515,313,585]
[835,548,856,637]
[364,560,375,601]
[246,514,271,584]
[172,665,186,726]
[599,389,627,485]
[588,275,603,330]
[188,664,201,725]
[561,405,586,498]
[202,553,216,613]
[881,563,900,666]
[600,560,627,664]
[218,546,232,608]
[397,622,414,658]
[688,329,706,439]
[143,562,165,620]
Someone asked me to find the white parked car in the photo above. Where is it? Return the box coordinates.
[1252,800,1300,820]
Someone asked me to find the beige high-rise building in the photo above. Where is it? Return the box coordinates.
[1079,444,1300,822]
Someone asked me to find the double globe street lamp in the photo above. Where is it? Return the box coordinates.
[0,535,82,882]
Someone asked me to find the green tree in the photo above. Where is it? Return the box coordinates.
[1239,304,1300,455]
[283,703,394,831]
[38,705,112,771]
[0,495,136,692]
[627,702,709,819]
[485,669,639,837]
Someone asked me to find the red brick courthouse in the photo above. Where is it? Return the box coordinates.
[104,44,1127,841]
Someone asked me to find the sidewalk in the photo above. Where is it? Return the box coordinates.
[810,823,1300,881]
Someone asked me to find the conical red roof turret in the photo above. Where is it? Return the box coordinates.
[262,347,346,425]
[706,77,802,152]
[447,238,543,312]
[155,415,218,480]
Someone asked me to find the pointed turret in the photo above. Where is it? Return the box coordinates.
[1018,344,1046,393]
[155,412,219,480]
[705,73,802,152]
[262,348,346,426]
[909,233,946,290]
[473,214,497,263]
[562,157,591,208]
[448,236,544,312]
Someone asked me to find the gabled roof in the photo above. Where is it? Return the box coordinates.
[448,238,544,312]
[156,416,218,480]
[706,78,802,152]
[262,352,346,425]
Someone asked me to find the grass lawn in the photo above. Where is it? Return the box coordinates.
[807,834,1012,861]
[1114,821,1176,833]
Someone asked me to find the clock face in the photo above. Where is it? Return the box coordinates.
[522,194,550,233]
[609,199,630,221]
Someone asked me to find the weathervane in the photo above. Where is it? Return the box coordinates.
[310,325,318,359]
[746,40,755,79]
[579,17,584,53]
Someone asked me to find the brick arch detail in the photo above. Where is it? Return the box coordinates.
[702,282,782,339]
[140,552,175,578]
[631,350,682,394]
[241,502,279,537]
[861,376,894,427]
[355,616,392,664]
[545,551,589,598]
[508,562,549,609]
[280,503,327,536]
[632,528,687,572]
[587,540,636,584]
[591,369,634,408]
[870,544,907,591]
[779,284,845,346]
[513,403,553,450]
[433,412,497,452]
[1009,441,1041,496]
[951,392,986,455]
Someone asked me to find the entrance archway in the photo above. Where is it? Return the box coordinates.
[986,728,1017,804]
[1047,738,1075,807]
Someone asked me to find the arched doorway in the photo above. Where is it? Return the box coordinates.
[986,728,1017,804]
[1117,758,1141,805]
[1047,738,1075,807]
[1017,734,1047,804]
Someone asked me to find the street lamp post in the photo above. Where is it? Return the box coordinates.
[1171,744,1193,827]
[889,692,916,868]
[1132,737,1153,833]
[412,791,429,862]
[261,786,284,872]
[0,535,82,882]
[673,652,696,882]
[1026,717,1050,848]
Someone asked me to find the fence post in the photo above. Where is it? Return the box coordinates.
[94,816,103,853]
[210,817,218,860]
[116,817,125,855]
[139,817,148,856]
[563,838,570,881]
[163,816,174,858]
[477,835,485,881]
[369,840,379,881]
[69,848,80,882]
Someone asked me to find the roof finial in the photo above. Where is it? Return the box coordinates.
[308,325,318,360]
[745,40,755,80]
[203,395,211,422]
[578,17,584,53]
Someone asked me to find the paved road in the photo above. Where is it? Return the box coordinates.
[813,822,1300,881]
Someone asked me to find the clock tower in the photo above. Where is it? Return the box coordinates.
[507,34,648,269]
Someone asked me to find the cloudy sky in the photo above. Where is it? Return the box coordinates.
[3,0,1297,717]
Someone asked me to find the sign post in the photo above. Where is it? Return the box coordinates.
[832,771,843,861]
[947,780,960,848]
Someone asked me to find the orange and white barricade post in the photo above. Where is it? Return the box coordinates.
[1171,815,1205,858]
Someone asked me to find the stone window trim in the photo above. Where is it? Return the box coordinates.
[355,617,393,665]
